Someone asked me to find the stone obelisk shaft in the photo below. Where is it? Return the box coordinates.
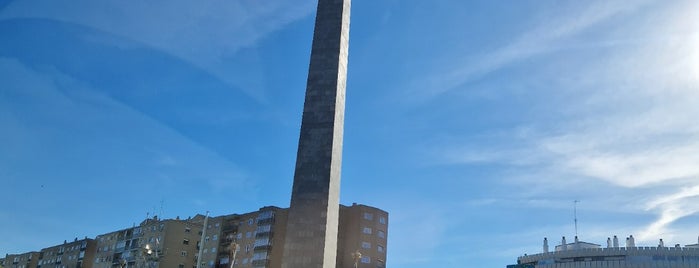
[281,0,351,267]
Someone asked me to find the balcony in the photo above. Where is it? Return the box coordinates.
[255,231,273,239]
[251,259,270,267]
[256,218,274,226]
[253,245,272,252]
[222,224,239,233]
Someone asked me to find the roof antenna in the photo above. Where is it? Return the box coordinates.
[574,200,580,237]
[159,199,164,219]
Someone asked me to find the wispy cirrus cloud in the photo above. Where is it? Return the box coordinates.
[0,0,316,101]
[433,0,699,245]
[411,0,655,98]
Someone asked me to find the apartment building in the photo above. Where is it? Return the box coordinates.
[337,203,388,268]
[2,203,388,268]
[37,238,96,268]
[3,252,39,268]
[197,206,288,268]
[93,216,203,268]
[197,203,388,268]
[510,235,699,268]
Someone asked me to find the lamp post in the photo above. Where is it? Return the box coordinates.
[141,244,156,268]
[352,250,362,268]
[228,242,239,268]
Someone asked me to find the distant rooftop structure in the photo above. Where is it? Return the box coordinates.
[553,236,601,252]
[509,235,699,268]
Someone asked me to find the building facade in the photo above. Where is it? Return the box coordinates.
[93,216,203,268]
[3,252,39,268]
[37,238,96,268]
[510,236,699,268]
[197,203,388,268]
[336,204,388,268]
[197,206,289,268]
[2,203,388,268]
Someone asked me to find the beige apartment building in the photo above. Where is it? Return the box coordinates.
[197,203,388,268]
[337,203,389,268]
[3,252,39,268]
[2,203,387,268]
[197,206,289,268]
[93,216,203,268]
[37,238,96,268]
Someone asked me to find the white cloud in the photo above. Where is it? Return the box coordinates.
[0,57,251,196]
[0,0,316,101]
[435,0,699,247]
[411,0,655,98]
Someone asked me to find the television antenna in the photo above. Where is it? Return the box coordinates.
[574,200,580,237]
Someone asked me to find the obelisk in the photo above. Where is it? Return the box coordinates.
[281,0,351,267]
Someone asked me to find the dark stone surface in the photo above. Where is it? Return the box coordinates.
[281,0,351,267]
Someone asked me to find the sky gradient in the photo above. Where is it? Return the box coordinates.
[1,0,699,267]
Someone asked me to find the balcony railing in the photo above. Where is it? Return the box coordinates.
[253,245,272,252]
[256,218,274,226]
[251,259,270,267]
[255,231,273,238]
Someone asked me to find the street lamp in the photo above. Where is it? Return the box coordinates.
[142,244,157,268]
[352,250,362,268]
[228,242,239,268]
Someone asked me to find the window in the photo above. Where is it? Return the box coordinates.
[363,227,372,234]
[211,247,216,253]
[362,242,371,249]
[361,256,370,263]
[378,230,385,239]
[203,249,208,254]
[185,227,191,233]
[178,264,184,268]
[363,213,373,221]
[379,216,386,224]
[212,235,218,241]
[378,245,384,253]
[242,258,249,264]
[205,236,210,242]
[248,219,253,225]
[236,233,242,240]
[215,223,220,228]
[246,232,252,238]
[183,239,189,245]
[181,251,187,257]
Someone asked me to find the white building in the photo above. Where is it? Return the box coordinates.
[509,236,699,268]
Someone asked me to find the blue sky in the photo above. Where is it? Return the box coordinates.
[1,0,699,267]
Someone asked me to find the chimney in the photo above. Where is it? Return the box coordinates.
[607,237,612,248]
[543,237,549,253]
[659,239,665,248]
[574,236,580,250]
[562,236,567,250]
[613,235,619,248]
[629,235,635,247]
